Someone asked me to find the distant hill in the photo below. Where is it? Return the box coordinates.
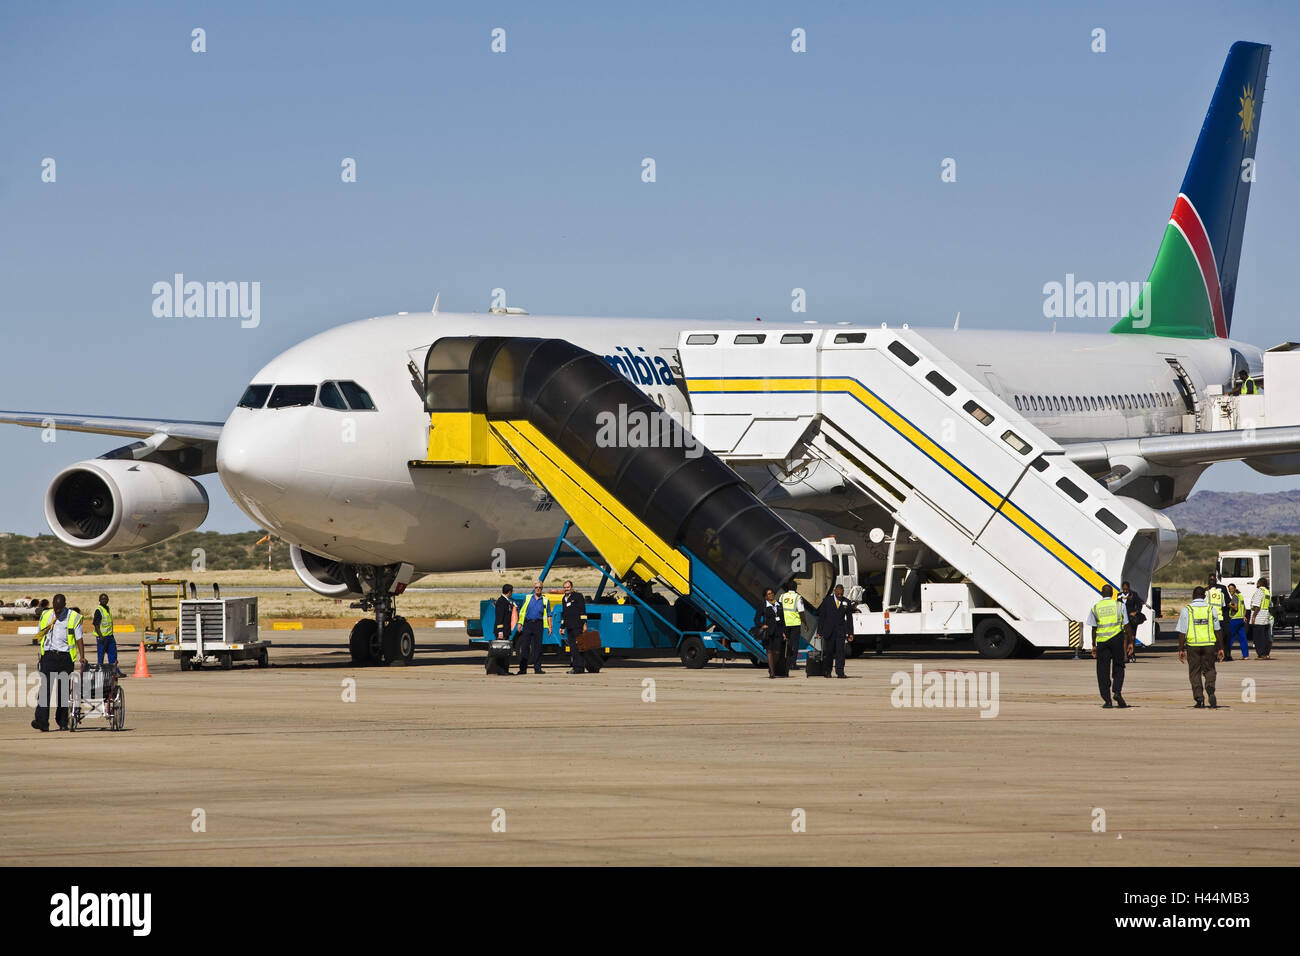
[1164,490,1300,536]
[0,530,288,578]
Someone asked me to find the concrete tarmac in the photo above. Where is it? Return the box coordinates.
[1,631,1297,866]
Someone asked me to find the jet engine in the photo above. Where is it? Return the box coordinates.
[45,459,209,553]
[290,545,363,598]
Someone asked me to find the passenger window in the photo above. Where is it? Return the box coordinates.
[319,381,348,410]
[238,384,272,409]
[267,385,317,409]
[339,381,377,410]
[1014,396,1023,411]
[926,371,956,396]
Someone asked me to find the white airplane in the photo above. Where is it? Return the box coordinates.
[3,41,1296,664]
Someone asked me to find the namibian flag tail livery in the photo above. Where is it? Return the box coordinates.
[1112,41,1270,339]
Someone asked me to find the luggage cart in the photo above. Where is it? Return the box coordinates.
[168,596,272,671]
[69,664,125,732]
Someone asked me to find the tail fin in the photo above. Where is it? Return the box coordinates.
[1112,41,1270,338]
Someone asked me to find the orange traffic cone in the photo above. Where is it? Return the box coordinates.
[131,642,152,678]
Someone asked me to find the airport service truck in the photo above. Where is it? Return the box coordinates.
[810,529,1159,659]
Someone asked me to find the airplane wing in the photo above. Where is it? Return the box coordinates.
[1063,425,1300,475]
[0,410,222,444]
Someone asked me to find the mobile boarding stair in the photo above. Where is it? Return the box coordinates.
[679,326,1176,657]
[414,336,833,667]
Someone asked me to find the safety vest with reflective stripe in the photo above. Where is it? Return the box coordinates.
[96,603,114,637]
[1229,593,1245,619]
[1186,603,1215,647]
[1243,378,1258,395]
[1092,599,1124,643]
[780,590,802,627]
[1256,587,1271,619]
[38,609,81,662]
[1207,588,1225,611]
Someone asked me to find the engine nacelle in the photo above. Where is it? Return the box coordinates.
[290,545,363,598]
[45,459,209,553]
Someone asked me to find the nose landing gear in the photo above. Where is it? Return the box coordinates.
[347,564,417,666]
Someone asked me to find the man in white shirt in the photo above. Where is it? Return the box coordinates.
[32,593,85,732]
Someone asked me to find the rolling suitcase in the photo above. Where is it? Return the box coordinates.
[805,647,826,677]
[485,639,513,675]
[576,630,602,673]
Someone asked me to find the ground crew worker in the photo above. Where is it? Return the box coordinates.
[1087,584,1129,708]
[1119,580,1144,662]
[1226,583,1249,660]
[778,582,805,672]
[31,593,84,732]
[815,584,853,679]
[516,582,550,675]
[561,580,589,674]
[1249,577,1273,660]
[1177,586,1223,707]
[93,593,124,678]
[755,587,785,678]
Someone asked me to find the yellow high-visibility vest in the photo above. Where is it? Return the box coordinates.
[38,609,81,662]
[1207,588,1225,610]
[780,590,802,627]
[95,603,114,637]
[1229,593,1245,619]
[1256,587,1271,618]
[1186,603,1215,647]
[1092,599,1123,643]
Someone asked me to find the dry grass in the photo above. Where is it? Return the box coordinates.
[0,565,608,631]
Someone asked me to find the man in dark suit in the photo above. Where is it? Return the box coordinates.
[561,579,589,674]
[754,587,785,678]
[816,584,853,679]
[493,584,516,643]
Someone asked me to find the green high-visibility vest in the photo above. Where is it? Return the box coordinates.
[38,608,81,662]
[780,590,802,627]
[1243,378,1258,395]
[1186,603,1215,646]
[1256,587,1271,618]
[1229,593,1245,619]
[1207,588,1225,610]
[96,603,114,637]
[1092,599,1123,643]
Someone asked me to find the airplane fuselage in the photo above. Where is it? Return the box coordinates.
[214,312,1257,573]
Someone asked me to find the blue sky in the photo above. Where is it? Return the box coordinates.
[2,0,1298,534]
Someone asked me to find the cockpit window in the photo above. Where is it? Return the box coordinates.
[238,384,272,409]
[267,384,318,408]
[318,381,348,410]
[338,381,376,410]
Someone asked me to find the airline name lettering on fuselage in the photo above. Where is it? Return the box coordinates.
[603,347,674,387]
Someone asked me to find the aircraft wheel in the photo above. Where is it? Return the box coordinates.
[382,618,415,666]
[349,619,380,665]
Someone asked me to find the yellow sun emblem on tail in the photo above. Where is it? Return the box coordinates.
[1239,83,1256,143]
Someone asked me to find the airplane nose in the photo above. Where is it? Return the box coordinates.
[217,412,302,516]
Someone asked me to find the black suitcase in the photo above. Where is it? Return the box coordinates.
[805,648,826,677]
[581,648,603,673]
[486,639,513,675]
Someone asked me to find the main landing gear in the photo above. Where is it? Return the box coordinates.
[347,565,416,666]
